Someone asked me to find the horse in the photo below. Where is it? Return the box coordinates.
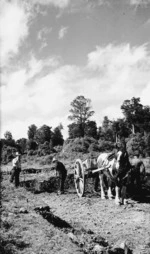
[97,150,146,205]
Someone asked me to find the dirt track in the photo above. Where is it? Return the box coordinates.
[1,172,150,254]
[38,189,150,251]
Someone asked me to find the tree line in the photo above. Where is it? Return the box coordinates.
[1,95,150,163]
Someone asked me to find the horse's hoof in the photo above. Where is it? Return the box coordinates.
[115,199,121,205]
[123,199,128,205]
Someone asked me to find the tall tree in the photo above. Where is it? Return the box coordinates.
[121,97,143,134]
[16,138,27,153]
[3,131,15,147]
[68,95,95,137]
[35,125,51,144]
[4,131,13,140]
[52,127,64,146]
[27,124,37,140]
[68,123,83,139]
[111,119,131,142]
[121,97,150,134]
[102,116,111,132]
[84,120,97,138]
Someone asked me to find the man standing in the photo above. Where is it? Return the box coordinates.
[10,152,21,187]
[52,158,67,194]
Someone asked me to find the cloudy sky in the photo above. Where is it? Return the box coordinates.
[1,0,150,140]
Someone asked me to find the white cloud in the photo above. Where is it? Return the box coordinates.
[27,54,60,79]
[86,44,150,119]
[130,0,150,5]
[0,0,29,66]
[141,83,150,105]
[58,26,68,39]
[37,27,52,40]
[32,0,70,9]
[1,43,150,140]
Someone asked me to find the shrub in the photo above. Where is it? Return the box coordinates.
[126,133,146,157]
[98,140,114,152]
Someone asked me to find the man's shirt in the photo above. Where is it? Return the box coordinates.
[12,157,21,168]
[53,161,67,176]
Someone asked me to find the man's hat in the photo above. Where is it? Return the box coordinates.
[16,151,21,156]
[52,157,57,162]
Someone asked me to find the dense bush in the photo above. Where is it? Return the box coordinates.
[126,133,146,157]
[1,145,16,164]
[27,150,37,156]
[98,140,114,152]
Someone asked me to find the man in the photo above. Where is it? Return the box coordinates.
[10,151,21,187]
[52,158,67,194]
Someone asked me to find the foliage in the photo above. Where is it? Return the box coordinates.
[16,138,27,154]
[126,133,146,157]
[68,121,97,139]
[4,131,13,140]
[35,125,52,144]
[68,123,83,138]
[27,149,37,156]
[68,95,95,137]
[52,127,64,146]
[37,141,51,156]
[63,137,100,154]
[121,97,150,134]
[84,121,97,138]
[26,139,38,151]
[98,140,115,152]
[143,133,150,156]
[27,124,37,140]
[1,146,16,164]
[111,119,131,140]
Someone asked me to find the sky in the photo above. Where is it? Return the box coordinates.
[1,0,150,140]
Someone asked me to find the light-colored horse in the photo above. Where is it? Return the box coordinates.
[97,150,131,205]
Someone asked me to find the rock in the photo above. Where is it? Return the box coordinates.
[19,208,28,213]
[93,244,105,254]
[93,235,108,247]
[112,240,132,254]
[67,232,78,244]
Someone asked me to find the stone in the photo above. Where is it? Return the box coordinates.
[93,244,105,254]
[67,232,78,244]
[19,208,28,213]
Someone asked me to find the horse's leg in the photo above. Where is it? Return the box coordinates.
[121,185,128,205]
[108,187,113,200]
[107,178,113,200]
[115,185,121,205]
[99,173,106,199]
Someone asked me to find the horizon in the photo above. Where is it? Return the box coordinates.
[1,0,150,140]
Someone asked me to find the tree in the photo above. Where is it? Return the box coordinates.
[102,116,111,132]
[121,97,145,134]
[3,131,15,147]
[16,138,27,153]
[4,131,13,140]
[35,125,51,144]
[52,127,64,146]
[68,123,83,139]
[26,139,38,151]
[126,133,145,157]
[84,121,97,138]
[143,133,150,156]
[111,119,131,142]
[68,95,95,137]
[27,124,37,140]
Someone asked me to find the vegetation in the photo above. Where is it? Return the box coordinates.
[1,96,150,164]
